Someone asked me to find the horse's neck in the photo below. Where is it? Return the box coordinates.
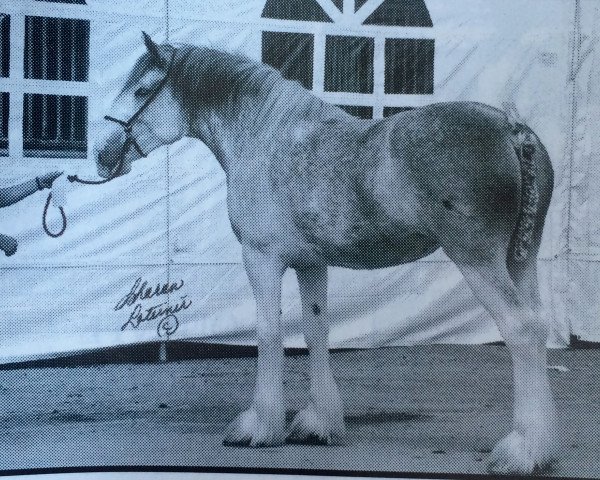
[189,81,338,175]
[190,111,240,174]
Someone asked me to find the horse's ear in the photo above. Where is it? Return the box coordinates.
[142,31,169,67]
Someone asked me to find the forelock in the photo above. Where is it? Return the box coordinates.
[121,53,156,93]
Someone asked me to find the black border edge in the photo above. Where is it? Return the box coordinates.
[0,466,582,480]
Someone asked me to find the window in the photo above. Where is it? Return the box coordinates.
[1,3,89,160]
[360,0,432,27]
[385,38,434,94]
[25,16,89,82]
[383,106,414,117]
[261,0,434,119]
[23,94,87,158]
[262,0,333,23]
[339,105,373,119]
[0,92,8,156]
[325,35,374,94]
[23,15,89,158]
[262,32,314,90]
[1,14,8,78]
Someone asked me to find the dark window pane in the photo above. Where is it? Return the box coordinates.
[364,0,433,27]
[331,0,343,12]
[383,106,415,117]
[355,0,369,12]
[25,16,90,81]
[338,105,373,119]
[24,94,87,158]
[1,14,9,78]
[385,38,434,94]
[325,35,374,94]
[262,0,332,22]
[0,92,8,154]
[262,31,314,90]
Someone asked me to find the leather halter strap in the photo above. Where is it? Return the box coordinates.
[104,48,177,159]
[67,49,176,185]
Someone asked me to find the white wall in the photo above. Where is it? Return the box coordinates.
[0,0,598,363]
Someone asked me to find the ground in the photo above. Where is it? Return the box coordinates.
[0,345,597,477]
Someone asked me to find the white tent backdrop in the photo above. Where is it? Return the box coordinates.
[0,0,598,363]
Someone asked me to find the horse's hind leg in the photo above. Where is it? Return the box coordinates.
[448,250,557,474]
[287,266,345,444]
[223,247,286,447]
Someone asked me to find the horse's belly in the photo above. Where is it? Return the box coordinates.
[289,210,439,268]
[321,231,440,269]
[287,183,439,269]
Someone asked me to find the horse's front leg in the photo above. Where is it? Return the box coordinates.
[223,246,286,447]
[287,266,345,444]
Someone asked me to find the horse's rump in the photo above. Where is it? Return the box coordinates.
[383,103,526,237]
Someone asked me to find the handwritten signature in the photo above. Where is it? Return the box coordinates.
[115,277,185,311]
[115,277,192,335]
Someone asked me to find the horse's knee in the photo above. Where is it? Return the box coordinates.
[503,311,549,351]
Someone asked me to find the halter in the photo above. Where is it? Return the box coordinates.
[43,49,176,237]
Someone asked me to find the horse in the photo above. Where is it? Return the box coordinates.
[95,33,557,475]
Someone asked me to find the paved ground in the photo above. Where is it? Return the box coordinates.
[0,345,598,477]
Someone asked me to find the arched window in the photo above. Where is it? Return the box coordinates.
[261,0,434,119]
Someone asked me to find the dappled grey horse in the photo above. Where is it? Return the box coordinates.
[96,33,557,474]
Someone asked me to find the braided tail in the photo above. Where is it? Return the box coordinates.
[512,124,539,262]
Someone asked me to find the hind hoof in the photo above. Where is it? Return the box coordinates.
[487,430,557,475]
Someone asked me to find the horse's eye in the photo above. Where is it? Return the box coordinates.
[134,86,151,97]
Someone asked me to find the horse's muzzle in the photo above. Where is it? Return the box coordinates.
[96,152,131,179]
[95,128,131,178]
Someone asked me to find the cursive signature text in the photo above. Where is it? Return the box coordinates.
[120,295,192,331]
[115,277,185,311]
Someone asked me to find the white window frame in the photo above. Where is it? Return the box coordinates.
[258,0,436,119]
[0,2,90,162]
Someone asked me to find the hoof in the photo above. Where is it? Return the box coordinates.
[487,430,557,475]
[223,408,285,448]
[286,404,346,446]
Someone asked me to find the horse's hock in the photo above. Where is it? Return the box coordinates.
[261,0,435,120]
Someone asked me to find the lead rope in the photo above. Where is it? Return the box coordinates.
[41,143,128,238]
[42,193,67,238]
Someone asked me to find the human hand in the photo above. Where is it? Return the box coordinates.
[37,171,63,190]
[0,235,17,257]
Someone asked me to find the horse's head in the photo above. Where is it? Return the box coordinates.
[95,33,186,178]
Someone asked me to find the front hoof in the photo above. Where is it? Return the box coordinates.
[487,430,556,475]
[223,408,285,447]
[286,405,346,445]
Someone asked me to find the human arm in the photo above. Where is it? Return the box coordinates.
[0,171,63,208]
